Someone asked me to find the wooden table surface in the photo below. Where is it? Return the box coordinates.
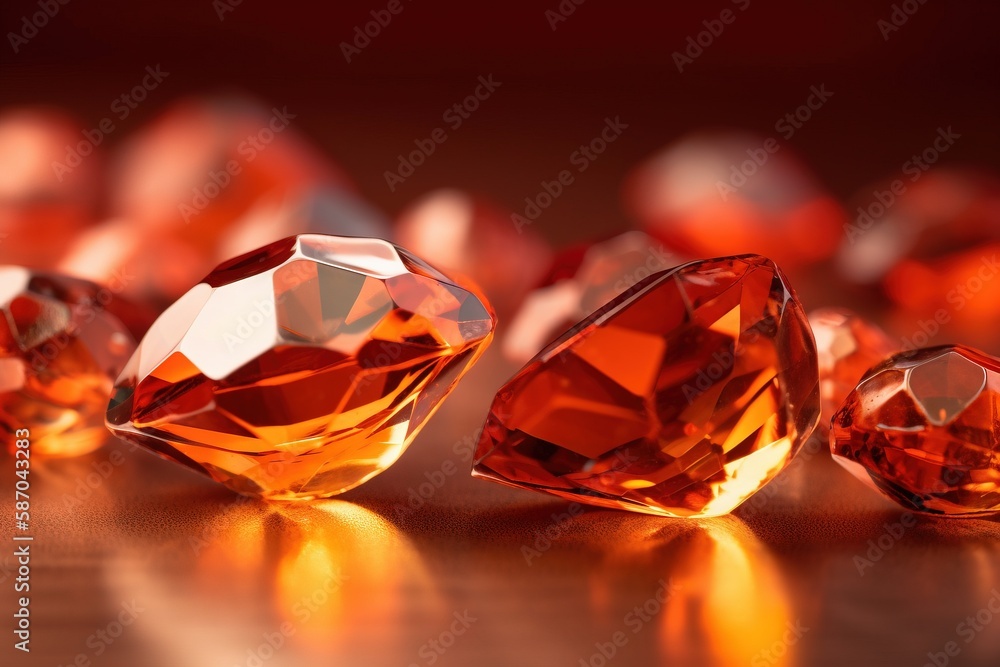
[4,348,1000,667]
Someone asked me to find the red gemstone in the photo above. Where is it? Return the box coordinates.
[831,345,1000,515]
[474,254,820,517]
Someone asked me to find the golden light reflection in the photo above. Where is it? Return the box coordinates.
[664,522,796,666]
[103,499,440,666]
[590,518,798,667]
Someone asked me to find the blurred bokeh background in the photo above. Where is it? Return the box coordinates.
[4,2,1000,666]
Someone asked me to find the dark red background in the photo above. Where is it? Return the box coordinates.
[2,0,998,243]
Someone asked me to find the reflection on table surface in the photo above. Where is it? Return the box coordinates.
[4,350,1000,667]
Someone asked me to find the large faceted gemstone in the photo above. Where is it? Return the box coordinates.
[831,345,1000,516]
[106,234,495,500]
[473,254,820,517]
[1,267,136,456]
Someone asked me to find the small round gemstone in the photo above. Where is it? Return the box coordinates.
[831,345,1000,516]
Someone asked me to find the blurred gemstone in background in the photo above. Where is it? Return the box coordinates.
[503,231,684,363]
[0,267,136,457]
[395,188,552,319]
[808,307,898,425]
[623,131,847,272]
[0,108,102,268]
[837,167,1000,353]
[55,96,390,308]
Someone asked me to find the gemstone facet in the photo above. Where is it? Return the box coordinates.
[808,307,898,424]
[503,231,684,364]
[1,267,136,456]
[106,234,495,500]
[831,345,1000,516]
[473,254,820,517]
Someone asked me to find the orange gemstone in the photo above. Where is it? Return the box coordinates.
[395,189,551,316]
[808,307,898,424]
[504,231,684,363]
[831,345,1000,516]
[624,132,845,271]
[106,234,495,500]
[1,267,136,457]
[473,254,820,517]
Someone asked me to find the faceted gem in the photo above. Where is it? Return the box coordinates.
[473,254,820,517]
[1,267,137,457]
[503,231,684,363]
[808,307,898,424]
[106,234,495,501]
[0,109,100,269]
[395,189,551,317]
[624,132,846,271]
[831,345,1000,516]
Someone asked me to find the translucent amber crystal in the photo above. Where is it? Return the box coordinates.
[1,267,136,456]
[503,231,684,363]
[105,234,495,500]
[808,307,898,424]
[831,345,1000,516]
[473,254,820,517]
